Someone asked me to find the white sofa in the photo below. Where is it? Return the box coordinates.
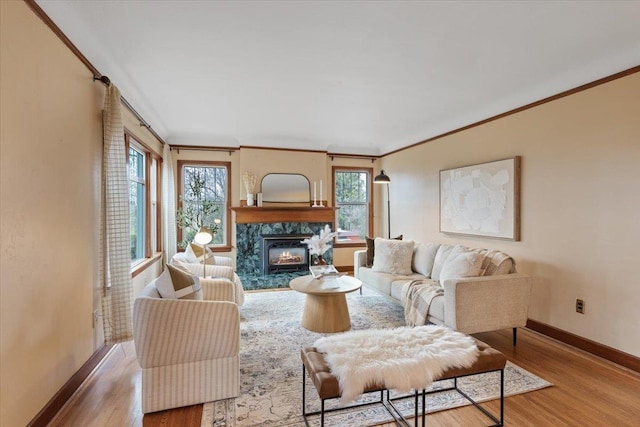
[133,275,240,415]
[354,239,533,344]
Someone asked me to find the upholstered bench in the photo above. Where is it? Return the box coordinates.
[301,337,507,427]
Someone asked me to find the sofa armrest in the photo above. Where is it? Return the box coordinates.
[133,297,240,368]
[441,273,533,334]
[201,277,236,302]
[354,250,367,279]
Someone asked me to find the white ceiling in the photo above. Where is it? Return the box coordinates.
[36,1,640,156]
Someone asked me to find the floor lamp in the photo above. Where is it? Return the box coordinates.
[194,226,213,277]
[374,170,391,238]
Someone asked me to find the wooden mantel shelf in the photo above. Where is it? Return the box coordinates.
[231,206,337,224]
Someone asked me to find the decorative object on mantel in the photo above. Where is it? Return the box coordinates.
[312,180,324,207]
[256,192,263,207]
[440,157,521,240]
[243,172,257,206]
[302,225,337,265]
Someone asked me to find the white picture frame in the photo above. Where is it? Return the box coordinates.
[440,157,521,241]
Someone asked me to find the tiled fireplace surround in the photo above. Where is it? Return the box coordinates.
[232,206,337,289]
[236,221,333,275]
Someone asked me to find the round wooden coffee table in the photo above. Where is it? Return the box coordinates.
[289,274,362,333]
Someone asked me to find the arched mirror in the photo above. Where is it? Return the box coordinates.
[260,173,310,203]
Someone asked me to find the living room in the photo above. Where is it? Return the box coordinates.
[2,1,640,426]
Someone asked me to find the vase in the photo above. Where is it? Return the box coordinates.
[314,255,327,266]
[247,193,254,206]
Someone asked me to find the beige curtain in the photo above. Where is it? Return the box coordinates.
[100,84,133,344]
[162,143,177,263]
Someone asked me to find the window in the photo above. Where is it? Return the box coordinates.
[128,145,146,262]
[126,133,162,267]
[178,161,231,250]
[333,167,372,246]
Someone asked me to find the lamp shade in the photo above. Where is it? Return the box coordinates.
[374,170,391,184]
[193,226,213,245]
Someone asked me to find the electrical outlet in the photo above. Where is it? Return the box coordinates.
[93,310,99,328]
[576,299,585,314]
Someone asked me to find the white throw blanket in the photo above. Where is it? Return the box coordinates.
[313,325,479,403]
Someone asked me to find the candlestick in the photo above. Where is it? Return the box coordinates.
[319,179,323,207]
[313,181,318,206]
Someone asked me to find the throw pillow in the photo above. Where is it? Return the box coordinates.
[156,264,203,300]
[439,246,485,284]
[412,242,441,277]
[187,243,217,265]
[481,250,515,276]
[365,234,403,267]
[430,244,456,281]
[371,237,415,275]
[184,244,200,264]
[203,246,217,265]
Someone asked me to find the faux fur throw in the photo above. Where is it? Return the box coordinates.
[314,325,478,403]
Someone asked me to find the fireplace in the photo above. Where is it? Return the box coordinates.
[261,234,311,275]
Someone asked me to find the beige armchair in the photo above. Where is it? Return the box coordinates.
[171,252,245,305]
[133,277,240,417]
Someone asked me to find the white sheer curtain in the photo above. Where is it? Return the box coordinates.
[100,84,133,344]
[162,143,177,263]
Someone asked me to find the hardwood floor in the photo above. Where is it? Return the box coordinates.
[49,328,640,426]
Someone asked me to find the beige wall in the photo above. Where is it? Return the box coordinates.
[0,2,162,425]
[4,3,636,424]
[380,72,640,357]
[173,147,381,266]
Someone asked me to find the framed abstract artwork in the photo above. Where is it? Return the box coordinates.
[440,156,521,241]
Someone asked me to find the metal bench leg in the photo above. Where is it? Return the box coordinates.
[500,369,504,426]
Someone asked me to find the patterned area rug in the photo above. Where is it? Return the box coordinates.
[202,288,552,426]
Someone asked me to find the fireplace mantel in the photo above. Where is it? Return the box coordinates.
[231,206,337,224]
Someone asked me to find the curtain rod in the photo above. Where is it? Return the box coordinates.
[170,145,237,155]
[328,153,379,162]
[93,74,166,145]
[25,0,167,147]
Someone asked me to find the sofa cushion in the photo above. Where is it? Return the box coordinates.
[439,246,485,283]
[365,235,403,267]
[390,278,438,301]
[426,294,445,324]
[431,244,456,281]
[372,238,415,275]
[156,264,203,300]
[412,242,441,277]
[359,267,424,296]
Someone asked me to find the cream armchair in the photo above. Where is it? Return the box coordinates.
[171,252,245,305]
[133,278,240,416]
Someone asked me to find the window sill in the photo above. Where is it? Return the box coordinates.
[131,252,163,278]
[334,242,366,249]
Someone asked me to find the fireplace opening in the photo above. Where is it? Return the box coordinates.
[261,234,311,275]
